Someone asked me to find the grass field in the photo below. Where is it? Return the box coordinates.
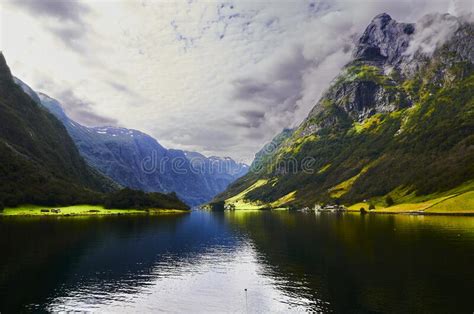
[348,190,474,215]
[0,205,190,217]
[225,179,269,210]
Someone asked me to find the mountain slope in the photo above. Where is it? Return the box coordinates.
[13,85,248,206]
[0,53,117,207]
[216,13,474,209]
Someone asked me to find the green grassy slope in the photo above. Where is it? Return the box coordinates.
[215,21,474,210]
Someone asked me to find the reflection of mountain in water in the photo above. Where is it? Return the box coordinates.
[1,212,473,312]
[225,211,474,313]
[0,213,238,312]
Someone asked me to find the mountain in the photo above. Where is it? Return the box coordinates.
[216,13,474,209]
[13,82,248,206]
[0,53,117,207]
[250,128,294,170]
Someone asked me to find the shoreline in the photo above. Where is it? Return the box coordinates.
[0,205,190,217]
[220,205,474,216]
[218,206,474,216]
[345,209,474,216]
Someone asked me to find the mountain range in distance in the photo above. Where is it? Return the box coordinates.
[13,77,248,207]
[2,12,473,213]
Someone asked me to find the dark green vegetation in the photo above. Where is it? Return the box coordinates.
[208,200,226,211]
[0,53,188,211]
[216,15,474,209]
[0,52,118,207]
[385,195,394,207]
[104,188,189,210]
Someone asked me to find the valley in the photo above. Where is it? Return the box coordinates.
[1,3,473,312]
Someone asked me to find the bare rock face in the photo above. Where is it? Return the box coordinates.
[354,13,414,65]
[301,14,414,129]
[302,13,472,131]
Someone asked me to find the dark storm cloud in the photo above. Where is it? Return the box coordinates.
[72,110,118,127]
[232,110,266,128]
[9,0,90,51]
[231,45,311,115]
[57,89,118,127]
[232,80,268,100]
[11,0,89,23]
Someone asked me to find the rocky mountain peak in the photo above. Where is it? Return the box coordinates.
[0,52,7,70]
[372,13,392,25]
[0,52,14,85]
[354,13,414,65]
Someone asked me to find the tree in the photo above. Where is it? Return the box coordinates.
[210,200,225,211]
[104,188,189,210]
[385,195,395,207]
[368,203,375,210]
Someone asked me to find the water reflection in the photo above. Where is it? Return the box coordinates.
[0,211,473,312]
[225,211,474,313]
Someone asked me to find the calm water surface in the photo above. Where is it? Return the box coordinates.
[0,211,473,313]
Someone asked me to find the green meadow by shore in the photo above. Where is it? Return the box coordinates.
[0,205,190,217]
[215,180,474,215]
[348,184,474,215]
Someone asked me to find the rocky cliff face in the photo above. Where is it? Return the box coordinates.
[14,81,248,206]
[302,13,474,132]
[216,13,474,208]
[354,13,414,64]
[303,13,417,131]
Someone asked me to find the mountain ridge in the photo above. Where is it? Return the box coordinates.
[0,52,118,207]
[13,80,248,206]
[214,13,474,209]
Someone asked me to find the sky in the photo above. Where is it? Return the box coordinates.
[0,0,472,163]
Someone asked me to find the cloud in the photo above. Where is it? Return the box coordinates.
[106,80,141,99]
[46,24,88,51]
[2,0,469,163]
[232,110,266,128]
[19,69,118,127]
[10,0,89,22]
[227,9,355,139]
[404,13,464,57]
[69,109,118,127]
[157,124,238,153]
[56,89,118,126]
[168,2,260,50]
[8,0,90,51]
[231,45,309,110]
[225,0,470,159]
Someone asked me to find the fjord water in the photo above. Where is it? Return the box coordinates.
[0,212,473,313]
